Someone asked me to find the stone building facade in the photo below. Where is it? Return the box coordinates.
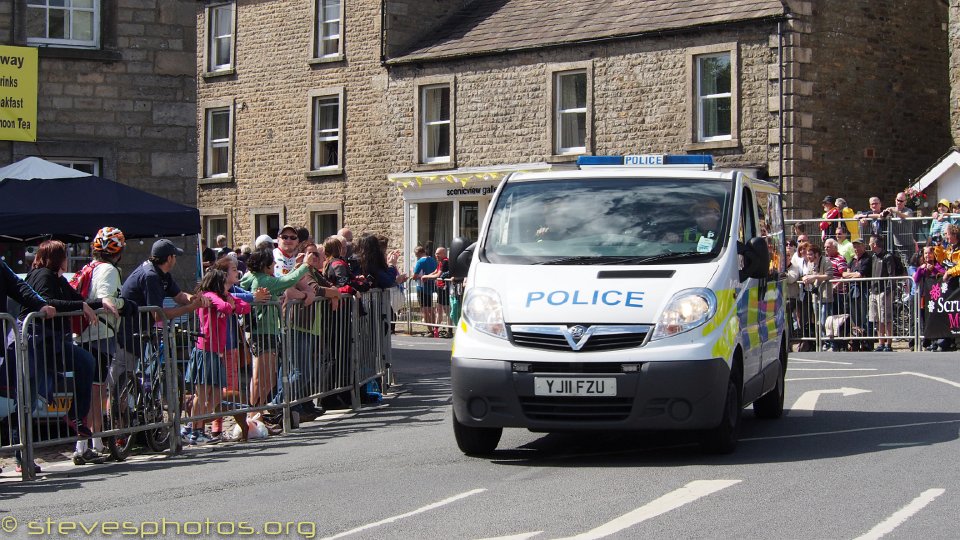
[197,0,949,264]
[196,0,402,251]
[0,0,198,280]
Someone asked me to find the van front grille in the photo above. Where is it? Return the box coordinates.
[509,324,650,352]
[519,396,633,422]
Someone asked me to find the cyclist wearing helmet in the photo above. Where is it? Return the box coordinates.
[75,226,127,464]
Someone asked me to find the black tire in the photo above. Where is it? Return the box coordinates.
[143,371,171,452]
[452,411,502,456]
[754,343,787,420]
[106,373,137,461]
[700,373,741,454]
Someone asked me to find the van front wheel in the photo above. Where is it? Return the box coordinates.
[453,411,502,456]
[700,376,741,454]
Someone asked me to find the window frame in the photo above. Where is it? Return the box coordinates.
[308,203,343,241]
[204,2,236,77]
[414,77,455,168]
[47,157,100,176]
[546,61,592,160]
[25,0,101,49]
[202,215,230,251]
[686,43,739,151]
[310,0,344,63]
[199,99,235,183]
[250,206,284,242]
[307,87,345,176]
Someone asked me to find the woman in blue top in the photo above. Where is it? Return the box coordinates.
[412,245,438,336]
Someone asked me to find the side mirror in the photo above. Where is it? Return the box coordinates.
[738,236,770,282]
[449,237,474,279]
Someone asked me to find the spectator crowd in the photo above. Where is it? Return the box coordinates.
[2,223,461,474]
[785,192,960,353]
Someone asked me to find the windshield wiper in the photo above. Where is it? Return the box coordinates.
[616,252,715,265]
[533,256,620,265]
[532,252,715,266]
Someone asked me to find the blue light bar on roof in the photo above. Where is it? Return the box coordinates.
[577,154,714,170]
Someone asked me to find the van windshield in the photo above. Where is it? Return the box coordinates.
[482,177,732,265]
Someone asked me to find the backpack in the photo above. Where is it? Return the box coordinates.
[68,261,104,335]
[330,259,371,293]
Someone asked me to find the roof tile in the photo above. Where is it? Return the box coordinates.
[391,0,786,62]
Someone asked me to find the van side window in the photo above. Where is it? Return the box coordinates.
[739,187,755,242]
[756,190,785,274]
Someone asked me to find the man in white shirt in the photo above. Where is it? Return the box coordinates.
[273,224,300,277]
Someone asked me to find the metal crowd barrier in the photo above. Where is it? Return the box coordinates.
[11,306,178,481]
[786,275,920,352]
[785,216,950,264]
[393,277,463,337]
[0,312,27,473]
[4,290,393,482]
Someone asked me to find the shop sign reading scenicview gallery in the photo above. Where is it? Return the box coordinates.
[0,45,38,142]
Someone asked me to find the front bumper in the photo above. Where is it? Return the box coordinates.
[451,356,729,431]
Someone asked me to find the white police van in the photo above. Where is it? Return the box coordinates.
[448,155,787,455]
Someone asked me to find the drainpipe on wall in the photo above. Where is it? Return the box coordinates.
[778,19,786,213]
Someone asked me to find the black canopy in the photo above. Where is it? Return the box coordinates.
[0,158,200,242]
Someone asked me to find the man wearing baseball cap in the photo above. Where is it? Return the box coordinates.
[119,239,210,354]
[820,195,839,241]
[841,237,874,351]
[273,224,300,277]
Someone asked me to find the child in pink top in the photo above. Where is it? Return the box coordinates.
[184,268,250,445]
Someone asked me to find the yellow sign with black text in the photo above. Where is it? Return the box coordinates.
[0,45,38,142]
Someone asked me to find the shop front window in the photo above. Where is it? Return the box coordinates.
[459,200,480,241]
[415,201,453,254]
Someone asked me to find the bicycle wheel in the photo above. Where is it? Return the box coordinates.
[142,368,172,452]
[106,372,138,462]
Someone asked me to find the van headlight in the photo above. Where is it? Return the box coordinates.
[462,287,507,339]
[650,288,717,341]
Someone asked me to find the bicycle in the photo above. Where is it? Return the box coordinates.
[107,327,198,460]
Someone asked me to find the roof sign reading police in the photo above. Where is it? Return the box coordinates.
[577,154,714,170]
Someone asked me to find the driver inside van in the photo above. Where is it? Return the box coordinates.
[682,198,722,247]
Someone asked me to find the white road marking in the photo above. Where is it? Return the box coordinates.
[321,488,486,540]
[550,480,741,540]
[477,533,544,540]
[790,358,854,365]
[877,442,922,447]
[788,388,871,416]
[900,371,960,389]
[741,419,960,442]
[852,488,945,540]
[787,368,878,371]
[787,373,905,382]
[788,371,960,388]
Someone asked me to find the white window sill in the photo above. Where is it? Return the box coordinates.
[685,139,739,151]
[199,175,234,185]
[306,167,343,178]
[203,67,236,79]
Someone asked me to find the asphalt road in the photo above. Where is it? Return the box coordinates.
[0,336,957,540]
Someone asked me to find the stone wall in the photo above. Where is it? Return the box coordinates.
[386,25,778,173]
[196,0,403,247]
[0,0,198,284]
[784,0,950,218]
[198,0,952,252]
